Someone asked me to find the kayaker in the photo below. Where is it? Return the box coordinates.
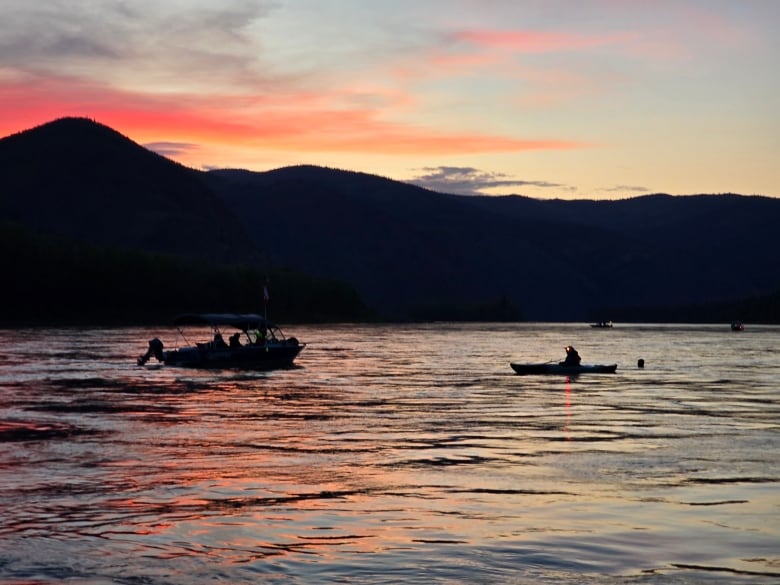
[562,345,581,366]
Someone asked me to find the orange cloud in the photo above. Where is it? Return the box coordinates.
[0,75,586,163]
[425,51,503,73]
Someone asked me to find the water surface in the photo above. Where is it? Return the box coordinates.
[1,323,778,583]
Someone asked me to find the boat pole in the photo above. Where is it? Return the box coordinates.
[263,277,269,322]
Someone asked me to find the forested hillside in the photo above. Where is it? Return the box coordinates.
[2,118,779,325]
[206,166,780,321]
[0,222,370,326]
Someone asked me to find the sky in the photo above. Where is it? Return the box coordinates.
[1,0,778,199]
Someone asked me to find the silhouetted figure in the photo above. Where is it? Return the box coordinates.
[561,345,581,366]
[229,332,241,348]
[138,338,164,365]
[213,333,227,348]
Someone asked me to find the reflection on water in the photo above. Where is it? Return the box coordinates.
[1,323,779,584]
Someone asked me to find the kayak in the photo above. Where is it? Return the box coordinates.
[510,362,617,375]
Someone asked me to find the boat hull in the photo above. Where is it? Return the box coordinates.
[163,342,303,370]
[510,362,617,375]
[136,313,306,371]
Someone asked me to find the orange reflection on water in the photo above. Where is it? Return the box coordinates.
[565,376,572,441]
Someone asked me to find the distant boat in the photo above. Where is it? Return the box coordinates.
[510,362,617,375]
[590,321,613,328]
[731,321,744,331]
[138,313,305,370]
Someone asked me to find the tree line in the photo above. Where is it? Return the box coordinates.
[591,293,780,325]
[3,220,776,326]
[0,222,372,326]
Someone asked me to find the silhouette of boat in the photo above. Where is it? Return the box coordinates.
[510,362,617,375]
[138,313,305,370]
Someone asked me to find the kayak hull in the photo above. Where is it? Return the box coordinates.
[510,362,617,375]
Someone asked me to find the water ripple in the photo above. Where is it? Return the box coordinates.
[0,323,778,584]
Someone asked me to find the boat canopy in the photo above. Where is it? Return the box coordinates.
[173,313,272,331]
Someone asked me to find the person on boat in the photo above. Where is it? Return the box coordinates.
[213,333,227,349]
[562,345,581,366]
[229,332,242,348]
[137,338,164,365]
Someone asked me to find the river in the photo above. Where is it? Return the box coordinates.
[1,322,778,584]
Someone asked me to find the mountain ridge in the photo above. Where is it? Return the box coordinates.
[2,117,779,322]
[204,166,780,320]
[0,117,258,265]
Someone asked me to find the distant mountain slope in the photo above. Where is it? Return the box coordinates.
[3,118,777,322]
[205,166,603,320]
[464,192,780,307]
[0,117,256,265]
[207,166,780,321]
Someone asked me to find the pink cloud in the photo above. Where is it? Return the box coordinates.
[451,29,635,53]
[427,50,502,71]
[0,75,587,160]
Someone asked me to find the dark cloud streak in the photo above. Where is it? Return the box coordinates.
[144,141,199,158]
[602,184,652,194]
[409,165,571,196]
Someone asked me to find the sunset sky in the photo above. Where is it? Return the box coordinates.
[1,0,777,198]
